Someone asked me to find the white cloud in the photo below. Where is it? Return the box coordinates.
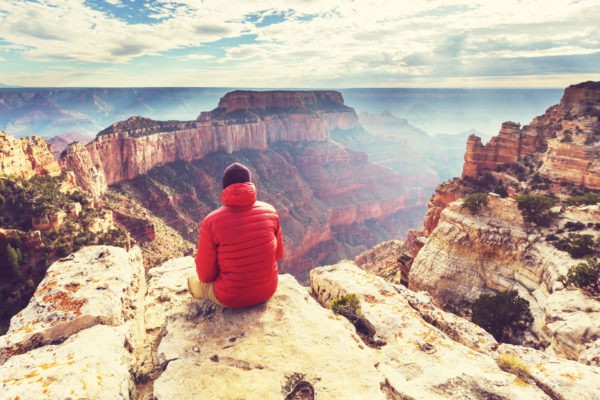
[0,0,599,86]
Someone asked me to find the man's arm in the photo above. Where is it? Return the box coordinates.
[195,220,218,282]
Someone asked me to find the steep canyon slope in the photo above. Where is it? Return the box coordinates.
[2,90,427,284]
[406,81,600,365]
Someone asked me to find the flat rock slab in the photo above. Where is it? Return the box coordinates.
[151,272,388,400]
[0,324,134,400]
[144,256,195,331]
[498,344,600,400]
[0,246,144,365]
[311,262,551,400]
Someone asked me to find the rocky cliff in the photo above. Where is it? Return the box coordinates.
[406,81,600,365]
[70,91,424,276]
[2,245,599,399]
[462,81,600,189]
[59,142,107,199]
[82,91,358,187]
[0,131,61,179]
[409,194,600,362]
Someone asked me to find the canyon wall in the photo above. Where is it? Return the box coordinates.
[75,91,421,275]
[462,81,600,188]
[0,131,61,179]
[59,142,107,198]
[409,195,600,362]
[2,245,599,399]
[405,81,600,364]
[84,91,359,187]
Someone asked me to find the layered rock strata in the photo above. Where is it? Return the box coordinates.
[0,131,61,179]
[409,194,600,364]
[462,81,600,189]
[83,91,359,186]
[59,142,107,198]
[3,246,600,399]
[112,133,425,276]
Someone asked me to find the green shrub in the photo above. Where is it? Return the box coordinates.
[462,193,488,214]
[559,258,600,294]
[566,193,600,205]
[566,234,596,258]
[331,293,361,320]
[5,244,22,280]
[516,194,557,226]
[471,290,533,342]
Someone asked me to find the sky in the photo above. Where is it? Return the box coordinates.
[0,0,599,88]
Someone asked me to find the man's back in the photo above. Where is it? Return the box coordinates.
[195,181,283,308]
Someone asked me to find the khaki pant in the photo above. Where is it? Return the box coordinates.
[187,274,224,306]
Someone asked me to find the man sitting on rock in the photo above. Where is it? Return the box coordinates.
[188,162,284,308]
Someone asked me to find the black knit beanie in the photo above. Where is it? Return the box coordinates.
[222,162,252,189]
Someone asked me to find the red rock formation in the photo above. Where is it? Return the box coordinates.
[462,122,543,177]
[84,91,359,186]
[423,181,461,235]
[463,81,600,181]
[540,138,600,189]
[216,90,348,114]
[0,131,61,179]
[59,142,107,199]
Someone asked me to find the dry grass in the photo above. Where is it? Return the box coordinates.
[497,353,531,381]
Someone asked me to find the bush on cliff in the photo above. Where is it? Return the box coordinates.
[516,194,557,226]
[566,193,600,205]
[471,290,533,342]
[331,293,361,319]
[5,244,22,280]
[461,193,488,214]
[565,234,597,259]
[559,258,600,295]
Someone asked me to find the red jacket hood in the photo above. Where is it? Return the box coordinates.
[221,182,257,207]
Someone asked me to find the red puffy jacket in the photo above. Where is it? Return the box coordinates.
[195,182,284,308]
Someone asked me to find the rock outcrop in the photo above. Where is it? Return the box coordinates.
[3,246,600,399]
[539,130,600,189]
[82,91,359,186]
[409,193,600,364]
[0,131,61,179]
[462,81,600,189]
[59,142,107,199]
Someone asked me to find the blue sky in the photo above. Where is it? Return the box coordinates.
[0,0,599,87]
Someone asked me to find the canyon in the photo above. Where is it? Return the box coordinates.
[1,90,427,281]
[406,81,600,365]
[1,83,600,398]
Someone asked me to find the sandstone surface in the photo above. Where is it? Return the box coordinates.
[4,246,599,399]
[0,246,145,365]
[409,194,600,363]
[0,131,61,179]
[59,141,108,198]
